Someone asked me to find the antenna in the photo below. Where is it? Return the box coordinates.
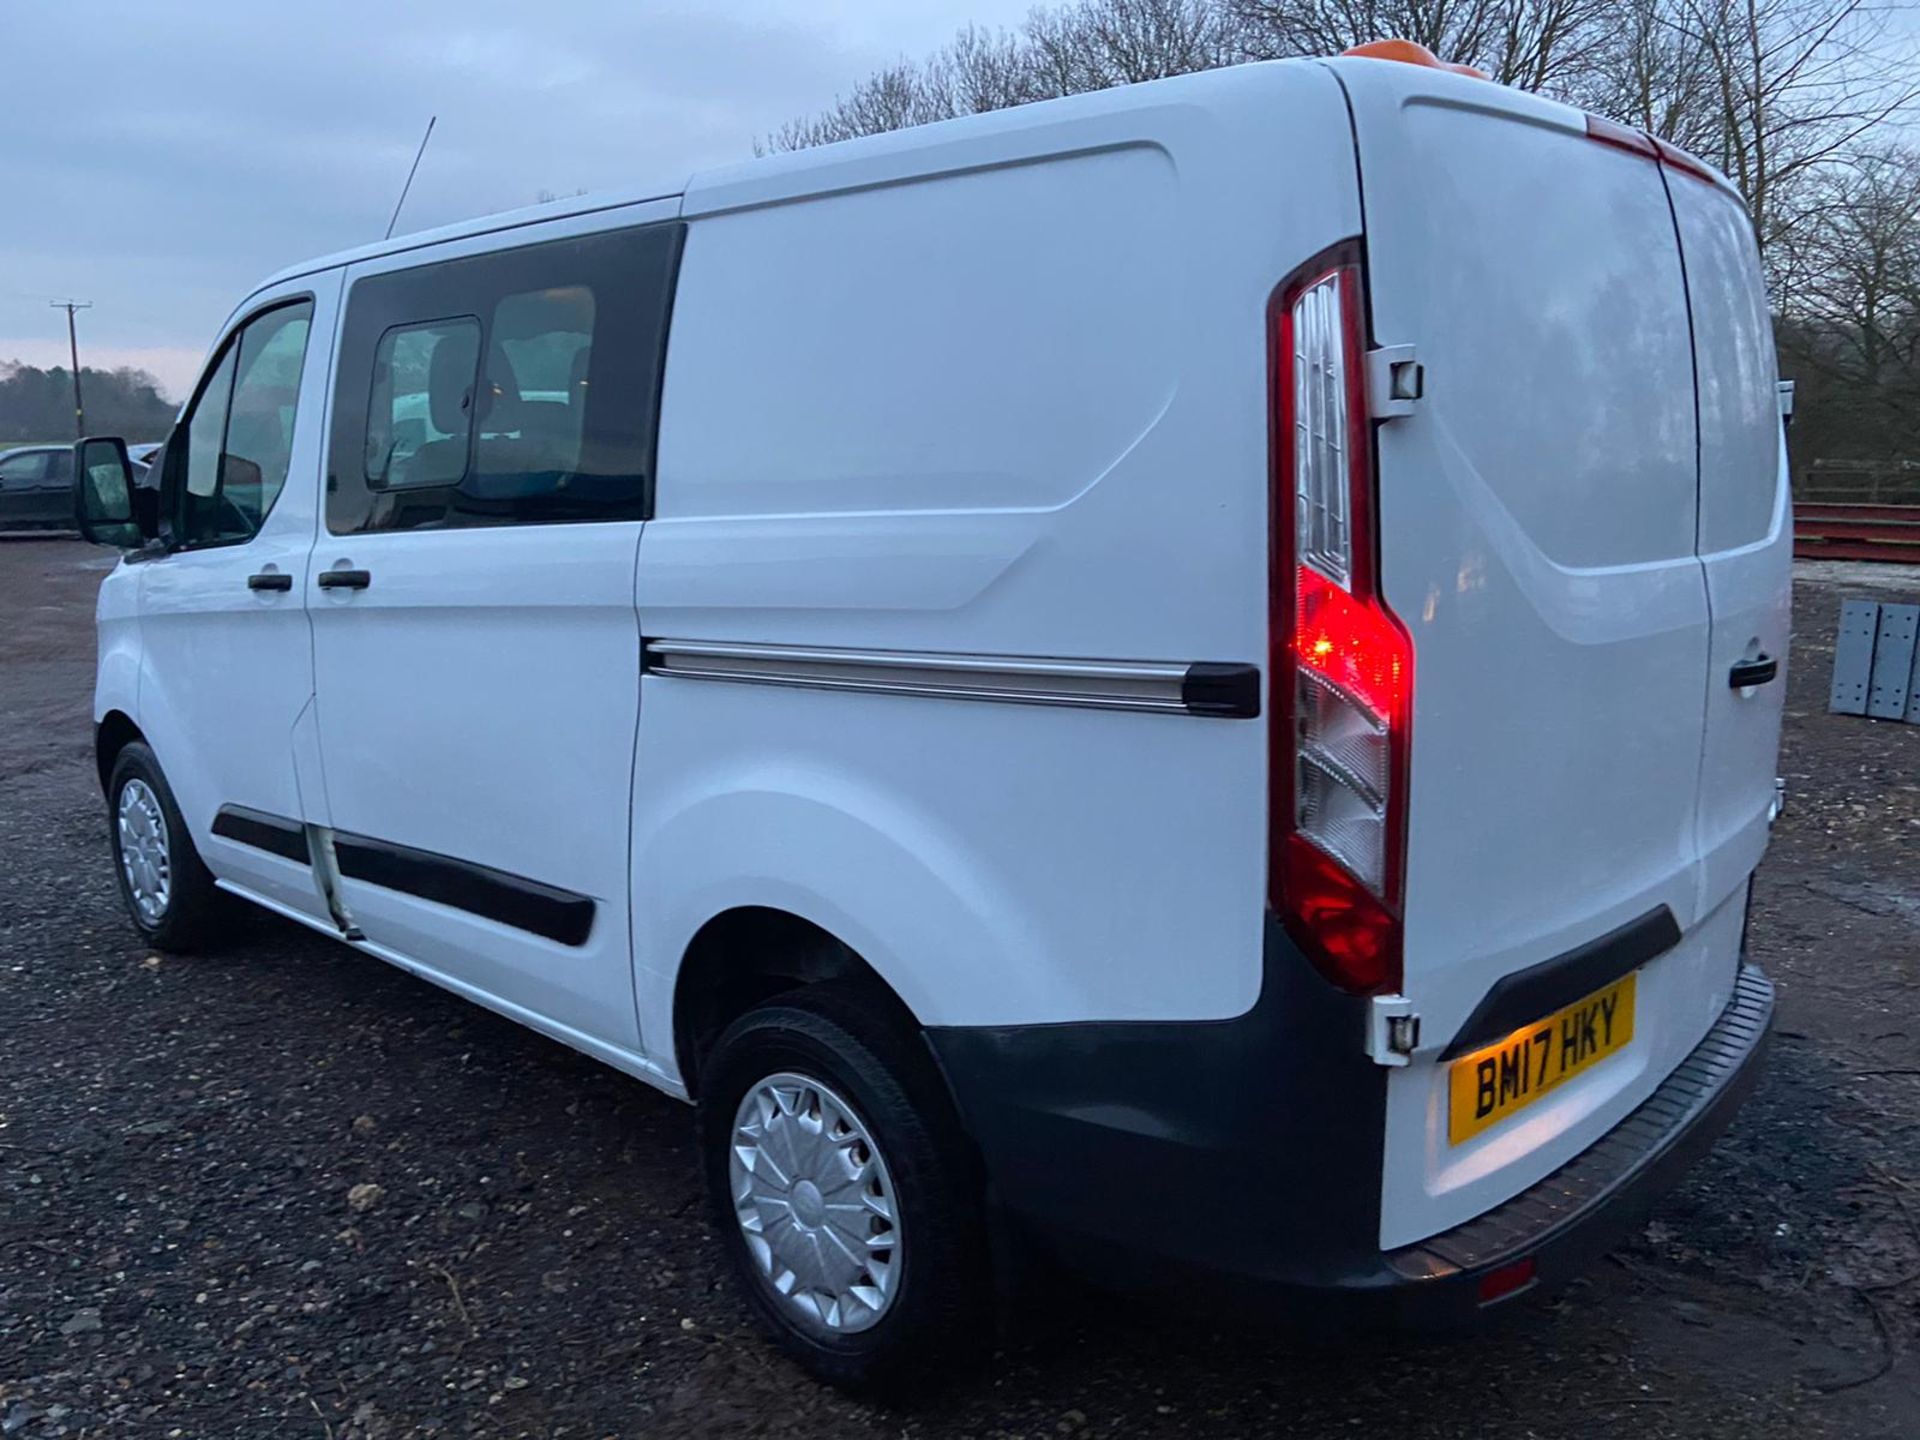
[385,115,437,241]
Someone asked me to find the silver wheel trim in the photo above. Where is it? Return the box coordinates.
[729,1071,902,1336]
[116,777,172,926]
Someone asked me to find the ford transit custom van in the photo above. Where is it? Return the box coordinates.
[73,52,1788,1387]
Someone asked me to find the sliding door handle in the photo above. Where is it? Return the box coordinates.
[1729,655,1777,689]
[247,571,294,592]
[317,568,371,591]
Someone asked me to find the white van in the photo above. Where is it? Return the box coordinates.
[74,50,1787,1388]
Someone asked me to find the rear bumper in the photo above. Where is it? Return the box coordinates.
[1379,962,1772,1323]
[926,923,1773,1325]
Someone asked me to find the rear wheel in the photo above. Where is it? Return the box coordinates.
[698,983,992,1390]
[106,742,223,952]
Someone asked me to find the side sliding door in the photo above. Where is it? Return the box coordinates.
[306,205,683,1052]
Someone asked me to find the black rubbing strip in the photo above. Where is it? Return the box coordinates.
[212,805,310,864]
[1441,906,1684,1059]
[332,834,595,947]
[1181,662,1262,719]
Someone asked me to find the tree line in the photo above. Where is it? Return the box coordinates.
[0,361,177,447]
[769,0,1920,495]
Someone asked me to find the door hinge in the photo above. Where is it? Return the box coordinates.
[1366,345,1422,420]
[1366,994,1421,1067]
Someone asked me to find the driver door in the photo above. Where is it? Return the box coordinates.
[136,273,341,922]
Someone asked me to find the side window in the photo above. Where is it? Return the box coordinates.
[0,452,50,482]
[472,286,595,500]
[174,299,315,548]
[183,347,236,511]
[42,451,73,486]
[366,318,480,491]
[327,223,681,534]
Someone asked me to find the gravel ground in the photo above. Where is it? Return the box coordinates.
[2,536,1917,1439]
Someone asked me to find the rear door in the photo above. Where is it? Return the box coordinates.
[1331,59,1728,1247]
[1668,163,1792,919]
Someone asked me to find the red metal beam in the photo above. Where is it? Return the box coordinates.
[1792,501,1920,564]
[1794,503,1920,524]
[1793,521,1920,543]
[1793,540,1920,563]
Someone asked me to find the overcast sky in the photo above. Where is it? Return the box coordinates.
[1,0,1036,400]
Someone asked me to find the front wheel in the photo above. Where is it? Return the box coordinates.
[697,983,993,1391]
[106,741,224,952]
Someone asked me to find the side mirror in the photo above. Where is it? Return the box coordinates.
[73,436,149,549]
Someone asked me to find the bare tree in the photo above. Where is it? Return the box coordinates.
[943,25,1051,112]
[1028,0,1240,90]
[1229,0,1613,87]
[764,0,1238,153]
[764,57,970,152]
[1564,0,1721,147]
[1792,147,1920,379]
[1583,0,1920,264]
[1775,143,1920,482]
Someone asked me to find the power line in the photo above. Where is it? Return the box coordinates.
[49,300,92,439]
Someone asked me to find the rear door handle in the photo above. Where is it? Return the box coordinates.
[247,571,293,592]
[1729,655,1778,689]
[317,568,371,590]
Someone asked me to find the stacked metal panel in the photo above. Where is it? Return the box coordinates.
[1830,599,1920,721]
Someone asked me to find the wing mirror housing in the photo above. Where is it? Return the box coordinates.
[73,436,153,549]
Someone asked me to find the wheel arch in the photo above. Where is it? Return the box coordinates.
[95,710,145,795]
[632,774,1070,1095]
[672,906,921,1099]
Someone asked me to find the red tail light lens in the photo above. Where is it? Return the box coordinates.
[1296,565,1409,721]
[1279,833,1400,994]
[1270,244,1411,995]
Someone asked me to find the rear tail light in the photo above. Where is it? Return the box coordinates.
[1270,246,1411,995]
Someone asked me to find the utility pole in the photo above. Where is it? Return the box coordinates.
[50,299,92,438]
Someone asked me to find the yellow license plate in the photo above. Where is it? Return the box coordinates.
[1448,972,1637,1145]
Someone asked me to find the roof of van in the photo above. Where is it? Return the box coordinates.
[252,178,691,293]
[249,58,1332,300]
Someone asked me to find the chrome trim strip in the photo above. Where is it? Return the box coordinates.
[644,640,1202,714]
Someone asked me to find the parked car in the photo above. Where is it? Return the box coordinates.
[0,445,77,529]
[70,47,1790,1389]
[128,441,165,481]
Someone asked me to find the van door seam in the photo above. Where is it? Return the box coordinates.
[1655,161,1717,929]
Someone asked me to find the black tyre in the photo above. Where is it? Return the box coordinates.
[106,741,224,952]
[698,982,993,1391]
